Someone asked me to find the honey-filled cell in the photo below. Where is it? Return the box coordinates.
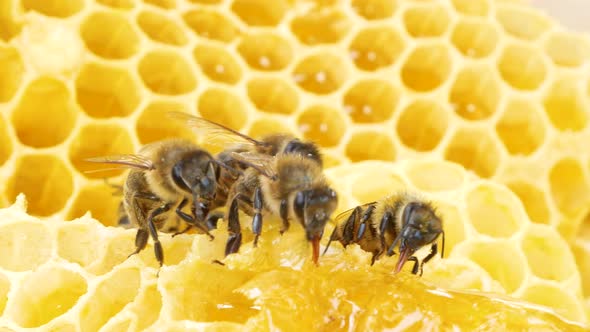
[297,105,346,148]
[291,9,351,45]
[444,128,501,179]
[136,101,196,145]
[495,98,546,156]
[5,154,73,216]
[351,0,397,20]
[194,44,242,85]
[451,19,498,58]
[231,0,289,26]
[450,65,500,121]
[198,88,248,132]
[495,6,552,41]
[0,46,24,102]
[403,4,450,38]
[543,76,588,132]
[69,123,135,179]
[401,43,452,92]
[396,99,448,152]
[292,52,347,95]
[22,0,83,18]
[505,181,551,225]
[183,9,240,42]
[237,32,293,71]
[349,26,405,72]
[549,158,590,219]
[137,10,188,46]
[345,131,395,163]
[450,0,489,16]
[12,77,77,148]
[80,11,140,59]
[247,77,298,115]
[139,51,197,95]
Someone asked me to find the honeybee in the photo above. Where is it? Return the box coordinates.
[323,193,445,276]
[86,138,233,268]
[171,113,337,264]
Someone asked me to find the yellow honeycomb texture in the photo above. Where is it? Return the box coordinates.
[0,0,589,330]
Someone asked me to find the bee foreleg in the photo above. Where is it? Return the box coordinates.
[408,256,420,275]
[279,199,289,235]
[147,203,173,269]
[174,198,214,240]
[342,207,361,246]
[128,228,149,258]
[225,196,243,256]
[377,212,393,256]
[205,210,224,230]
[417,242,438,277]
[252,187,264,247]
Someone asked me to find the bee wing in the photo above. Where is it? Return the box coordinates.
[228,151,278,180]
[333,202,378,225]
[84,154,155,173]
[169,111,272,151]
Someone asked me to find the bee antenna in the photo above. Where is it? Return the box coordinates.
[440,230,445,259]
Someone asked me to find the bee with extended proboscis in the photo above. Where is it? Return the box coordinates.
[170,112,337,265]
[323,192,445,276]
[86,138,235,269]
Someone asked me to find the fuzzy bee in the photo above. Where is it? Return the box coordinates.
[323,192,445,276]
[171,112,337,264]
[86,138,234,268]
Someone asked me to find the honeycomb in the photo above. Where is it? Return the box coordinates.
[0,0,588,329]
[0,160,587,331]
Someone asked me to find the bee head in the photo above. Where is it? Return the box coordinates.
[389,202,443,274]
[284,139,323,166]
[293,187,338,264]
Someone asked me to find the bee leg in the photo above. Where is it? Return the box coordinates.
[146,203,172,270]
[175,198,214,240]
[417,243,438,277]
[357,205,375,241]
[407,256,420,275]
[128,228,149,258]
[205,211,224,230]
[279,199,289,235]
[171,224,193,238]
[252,186,264,247]
[225,196,243,256]
[322,207,360,256]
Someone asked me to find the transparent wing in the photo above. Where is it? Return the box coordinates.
[168,111,271,150]
[228,151,277,180]
[333,202,377,225]
[84,154,154,173]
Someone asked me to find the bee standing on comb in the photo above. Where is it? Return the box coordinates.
[324,192,445,276]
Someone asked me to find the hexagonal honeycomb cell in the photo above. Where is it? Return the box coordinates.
[247,77,298,115]
[75,63,140,118]
[237,32,293,71]
[343,79,400,124]
[5,155,73,217]
[450,0,489,16]
[297,105,346,148]
[495,98,546,156]
[463,240,526,293]
[292,52,347,95]
[0,0,22,41]
[396,99,449,152]
[291,8,351,45]
[194,45,242,85]
[544,31,590,68]
[403,4,450,38]
[182,9,239,42]
[466,183,526,238]
[0,221,52,271]
[97,0,134,9]
[8,266,87,328]
[80,11,140,59]
[22,0,83,17]
[197,88,247,132]
[12,77,76,148]
[543,75,588,131]
[67,183,123,227]
[136,101,196,145]
[231,0,289,27]
[401,43,452,92]
[351,0,397,20]
[248,117,294,139]
[144,0,175,9]
[349,26,405,71]
[450,65,501,121]
[139,50,197,95]
[137,10,188,46]
[345,131,395,162]
[405,161,465,192]
[69,123,135,179]
[444,128,501,179]
[549,158,590,219]
[451,19,498,58]
[57,222,101,267]
[495,5,552,40]
[498,43,547,91]
[521,224,577,282]
[506,181,551,225]
[0,45,24,102]
[521,283,585,323]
